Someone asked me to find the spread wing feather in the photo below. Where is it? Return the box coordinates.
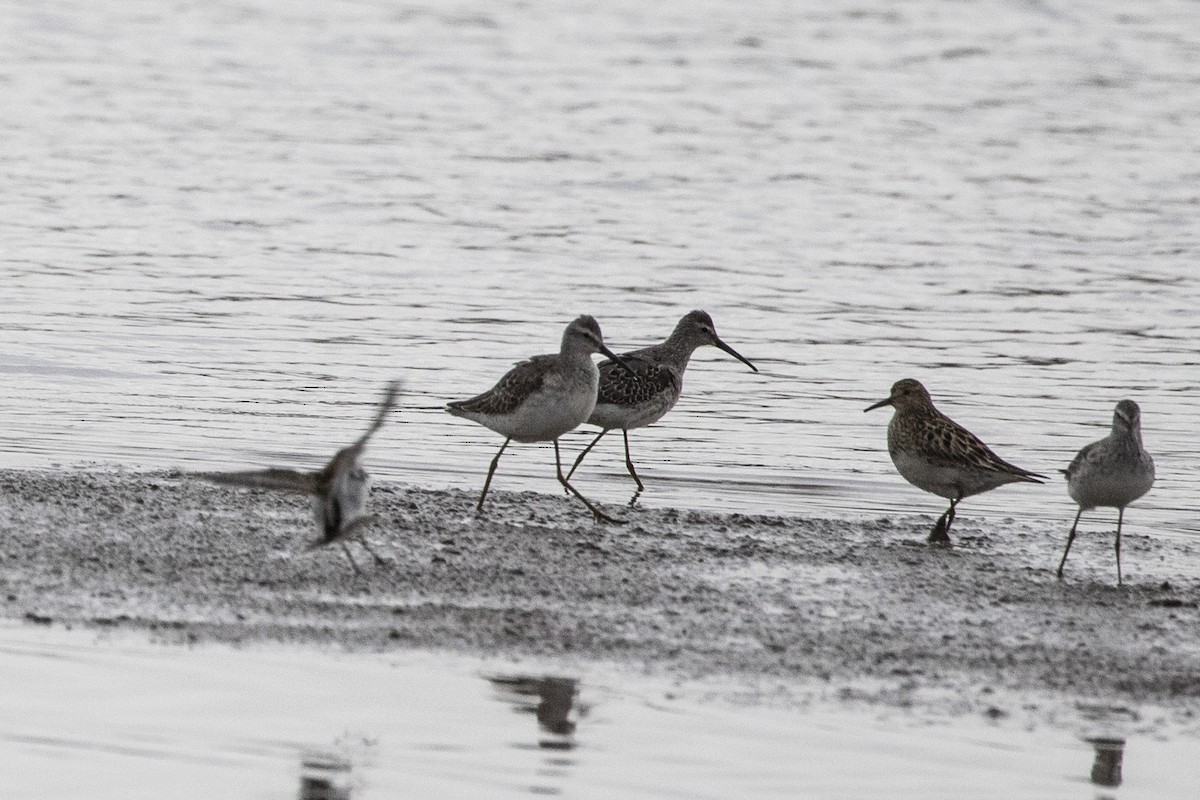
[200,468,319,494]
[350,380,401,450]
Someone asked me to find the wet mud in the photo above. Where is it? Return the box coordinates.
[2,469,1197,730]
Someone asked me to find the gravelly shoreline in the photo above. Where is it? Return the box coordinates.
[2,468,1198,731]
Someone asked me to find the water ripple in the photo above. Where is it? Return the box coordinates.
[1,0,1198,540]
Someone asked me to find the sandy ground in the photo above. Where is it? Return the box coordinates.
[2,468,1198,732]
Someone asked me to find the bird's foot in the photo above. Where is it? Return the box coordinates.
[928,519,952,546]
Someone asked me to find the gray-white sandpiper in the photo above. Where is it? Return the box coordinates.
[446,315,633,523]
[1058,399,1155,586]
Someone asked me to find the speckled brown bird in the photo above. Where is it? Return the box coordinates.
[565,310,757,494]
[865,378,1044,544]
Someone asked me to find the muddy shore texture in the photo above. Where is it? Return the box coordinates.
[3,469,1198,730]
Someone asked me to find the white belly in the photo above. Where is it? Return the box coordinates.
[487,370,598,442]
[891,450,963,499]
[1068,470,1154,510]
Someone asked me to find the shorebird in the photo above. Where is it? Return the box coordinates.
[446,315,634,523]
[865,378,1045,544]
[203,381,401,576]
[564,310,757,494]
[1057,399,1155,585]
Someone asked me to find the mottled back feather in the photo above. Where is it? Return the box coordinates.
[897,411,1044,482]
[447,355,553,417]
[596,353,678,407]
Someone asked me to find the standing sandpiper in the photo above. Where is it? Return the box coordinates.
[1057,399,1155,586]
[565,310,757,495]
[203,381,401,576]
[865,378,1045,544]
[446,315,633,523]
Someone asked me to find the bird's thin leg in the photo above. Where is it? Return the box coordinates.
[565,429,607,483]
[621,429,645,492]
[1057,507,1083,578]
[333,516,386,565]
[477,438,511,512]
[929,498,956,544]
[358,536,388,566]
[555,439,622,524]
[340,542,366,578]
[338,515,377,539]
[1115,507,1124,587]
[929,512,950,544]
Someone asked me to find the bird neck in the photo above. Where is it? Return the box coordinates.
[1114,425,1144,451]
[559,334,594,363]
[557,342,600,376]
[659,328,702,368]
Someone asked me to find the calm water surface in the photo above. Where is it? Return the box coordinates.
[2,622,1195,800]
[3,0,1200,540]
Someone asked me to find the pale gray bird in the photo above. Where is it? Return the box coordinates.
[446,316,634,523]
[1058,399,1155,585]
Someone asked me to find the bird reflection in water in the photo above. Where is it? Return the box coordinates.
[298,750,354,800]
[1086,737,1125,790]
[488,674,582,750]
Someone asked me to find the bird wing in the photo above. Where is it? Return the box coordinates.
[596,353,676,407]
[913,414,1046,482]
[350,380,402,450]
[314,444,355,491]
[447,355,551,416]
[1064,440,1099,481]
[200,468,319,494]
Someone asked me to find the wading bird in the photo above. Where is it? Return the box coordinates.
[447,315,634,523]
[1058,399,1155,585]
[865,378,1044,544]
